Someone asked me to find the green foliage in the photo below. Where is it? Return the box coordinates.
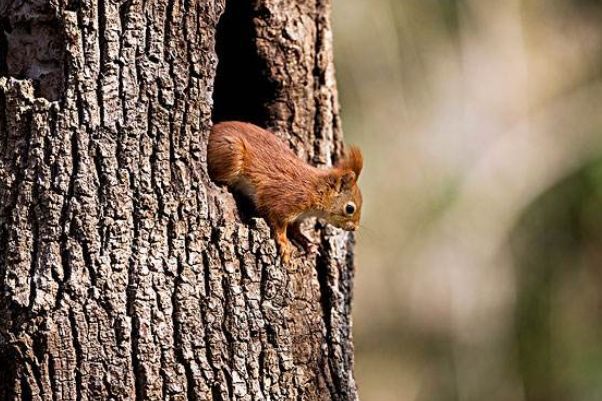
[513,154,602,401]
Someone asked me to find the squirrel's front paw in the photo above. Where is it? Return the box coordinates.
[293,237,319,256]
[291,233,312,251]
[305,242,320,256]
[289,224,319,255]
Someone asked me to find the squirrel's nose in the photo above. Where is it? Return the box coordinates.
[344,222,357,231]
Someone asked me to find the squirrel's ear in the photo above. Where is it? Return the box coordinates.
[340,171,356,191]
[326,171,356,192]
[337,145,363,178]
[325,174,340,191]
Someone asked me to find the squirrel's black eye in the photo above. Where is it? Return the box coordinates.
[344,202,356,216]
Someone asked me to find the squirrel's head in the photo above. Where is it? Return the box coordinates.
[323,146,363,231]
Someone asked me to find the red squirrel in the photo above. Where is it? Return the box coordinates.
[207,121,363,263]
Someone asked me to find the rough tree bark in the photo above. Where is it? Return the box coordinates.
[0,0,358,400]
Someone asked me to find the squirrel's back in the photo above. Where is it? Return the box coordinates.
[207,121,311,186]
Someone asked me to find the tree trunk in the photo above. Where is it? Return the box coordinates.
[0,0,358,400]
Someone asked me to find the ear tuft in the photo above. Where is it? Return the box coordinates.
[337,145,363,178]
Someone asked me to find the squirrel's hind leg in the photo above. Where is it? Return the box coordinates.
[207,132,245,185]
[272,221,292,264]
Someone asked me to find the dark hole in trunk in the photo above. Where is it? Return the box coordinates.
[0,4,65,101]
[212,0,276,126]
[0,17,10,76]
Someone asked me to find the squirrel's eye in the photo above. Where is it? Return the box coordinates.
[344,202,356,216]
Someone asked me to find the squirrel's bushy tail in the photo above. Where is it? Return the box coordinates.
[207,122,246,185]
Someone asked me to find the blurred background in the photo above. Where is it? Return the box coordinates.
[331,1,602,400]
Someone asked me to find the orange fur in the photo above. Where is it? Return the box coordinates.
[208,121,363,263]
[336,145,363,178]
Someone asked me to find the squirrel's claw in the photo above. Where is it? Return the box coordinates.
[290,234,313,251]
[295,239,319,256]
[307,242,320,256]
[280,244,292,264]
